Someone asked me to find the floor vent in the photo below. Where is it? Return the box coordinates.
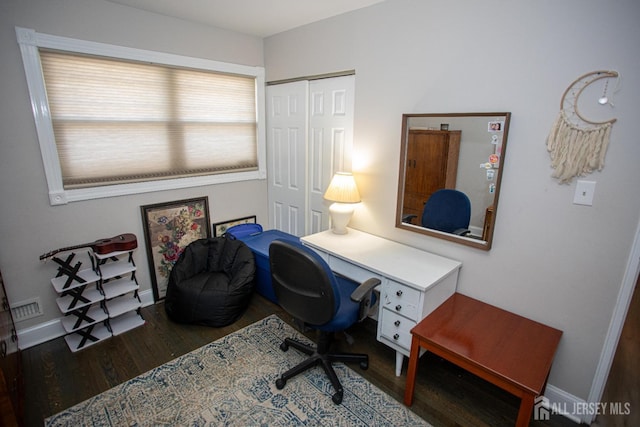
[11,297,43,322]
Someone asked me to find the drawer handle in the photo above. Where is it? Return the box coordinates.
[395,304,402,312]
[394,320,401,327]
[393,333,400,341]
[396,290,403,297]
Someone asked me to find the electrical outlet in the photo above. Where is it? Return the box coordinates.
[573,180,596,206]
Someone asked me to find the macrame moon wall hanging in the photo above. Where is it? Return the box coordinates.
[546,70,619,184]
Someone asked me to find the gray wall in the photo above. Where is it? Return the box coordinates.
[0,0,268,330]
[265,0,640,403]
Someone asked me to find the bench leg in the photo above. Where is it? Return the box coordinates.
[403,336,421,406]
[516,393,535,427]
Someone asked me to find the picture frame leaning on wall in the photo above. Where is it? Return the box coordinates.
[140,197,210,301]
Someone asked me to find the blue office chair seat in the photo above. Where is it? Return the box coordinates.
[269,239,380,404]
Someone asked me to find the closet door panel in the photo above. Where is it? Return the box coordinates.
[307,76,355,233]
[266,81,308,235]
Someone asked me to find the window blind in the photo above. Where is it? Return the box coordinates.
[39,50,258,189]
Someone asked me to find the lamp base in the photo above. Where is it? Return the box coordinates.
[329,202,355,234]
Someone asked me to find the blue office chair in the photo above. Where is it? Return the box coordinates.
[404,189,471,236]
[269,239,380,404]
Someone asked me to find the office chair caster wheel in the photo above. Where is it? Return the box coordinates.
[359,360,369,370]
[276,378,286,389]
[280,342,289,351]
[332,391,343,405]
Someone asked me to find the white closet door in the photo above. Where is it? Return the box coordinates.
[266,81,308,236]
[308,76,355,234]
[266,75,354,236]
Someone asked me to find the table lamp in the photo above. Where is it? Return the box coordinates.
[323,172,361,234]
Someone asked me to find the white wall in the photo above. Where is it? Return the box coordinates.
[265,0,640,404]
[0,0,268,332]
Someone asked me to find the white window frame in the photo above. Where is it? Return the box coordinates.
[16,27,266,206]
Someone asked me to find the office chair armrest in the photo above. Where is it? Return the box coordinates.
[351,277,381,322]
[401,214,417,224]
[452,228,471,236]
[350,277,381,303]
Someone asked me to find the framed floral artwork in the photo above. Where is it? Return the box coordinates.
[141,197,210,301]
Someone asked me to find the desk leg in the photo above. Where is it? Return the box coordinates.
[516,393,535,427]
[395,352,404,376]
[403,336,421,406]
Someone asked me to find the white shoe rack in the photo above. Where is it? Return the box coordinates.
[50,248,144,352]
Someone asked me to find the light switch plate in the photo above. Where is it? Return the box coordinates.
[573,180,596,206]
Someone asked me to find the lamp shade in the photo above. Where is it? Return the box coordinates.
[323,172,361,203]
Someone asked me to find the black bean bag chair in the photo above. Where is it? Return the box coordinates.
[164,237,256,327]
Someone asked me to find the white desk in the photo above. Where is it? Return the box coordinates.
[301,228,462,376]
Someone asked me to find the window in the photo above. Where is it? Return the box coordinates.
[16,27,266,205]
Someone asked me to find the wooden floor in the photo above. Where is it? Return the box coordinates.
[22,294,578,427]
[592,276,639,427]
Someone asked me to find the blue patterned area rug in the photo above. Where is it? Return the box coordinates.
[45,314,430,426]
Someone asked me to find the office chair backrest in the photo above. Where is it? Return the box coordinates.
[269,240,338,326]
[422,189,471,233]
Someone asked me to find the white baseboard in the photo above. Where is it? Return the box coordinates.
[17,289,155,350]
[543,384,585,424]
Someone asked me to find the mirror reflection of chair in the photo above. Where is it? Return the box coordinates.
[403,189,471,236]
[269,239,381,404]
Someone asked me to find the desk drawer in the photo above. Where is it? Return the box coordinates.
[382,281,420,320]
[328,255,384,284]
[380,308,415,350]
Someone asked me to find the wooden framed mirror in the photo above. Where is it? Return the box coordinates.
[396,112,511,250]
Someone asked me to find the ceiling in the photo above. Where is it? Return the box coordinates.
[106,0,385,38]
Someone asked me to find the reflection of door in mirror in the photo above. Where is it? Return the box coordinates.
[402,129,461,222]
